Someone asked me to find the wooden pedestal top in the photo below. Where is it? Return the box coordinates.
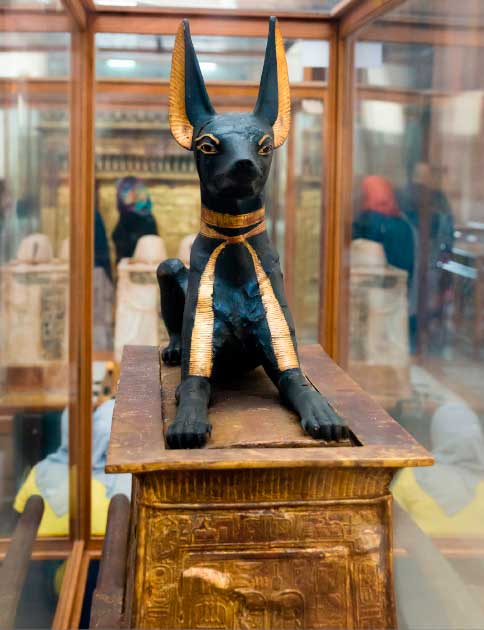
[106,345,432,473]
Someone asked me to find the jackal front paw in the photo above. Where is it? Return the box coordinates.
[162,334,182,366]
[166,405,212,449]
[297,390,349,442]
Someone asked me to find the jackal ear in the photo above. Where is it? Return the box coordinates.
[253,17,291,149]
[169,19,216,150]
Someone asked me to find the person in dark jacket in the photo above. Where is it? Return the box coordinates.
[396,163,454,353]
[112,176,158,264]
[352,174,415,280]
[397,163,454,267]
[94,209,112,282]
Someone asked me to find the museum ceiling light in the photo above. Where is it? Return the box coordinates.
[106,58,137,69]
[99,0,138,6]
[199,61,217,72]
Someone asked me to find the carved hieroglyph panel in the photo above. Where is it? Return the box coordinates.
[180,549,350,630]
[1,266,68,365]
[133,501,392,629]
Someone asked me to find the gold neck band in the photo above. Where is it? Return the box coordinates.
[201,206,265,229]
[200,219,266,243]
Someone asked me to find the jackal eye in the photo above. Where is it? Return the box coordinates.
[258,142,273,155]
[197,142,218,155]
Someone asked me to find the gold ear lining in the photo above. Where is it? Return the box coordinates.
[273,21,291,149]
[169,22,193,150]
[195,133,220,145]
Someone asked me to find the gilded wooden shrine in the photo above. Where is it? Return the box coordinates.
[107,345,432,629]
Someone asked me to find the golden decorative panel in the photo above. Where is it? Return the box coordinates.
[139,468,393,505]
[130,490,394,629]
[110,346,432,629]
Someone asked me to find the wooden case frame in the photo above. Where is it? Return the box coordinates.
[2,0,481,625]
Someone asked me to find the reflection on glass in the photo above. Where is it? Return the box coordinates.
[0,33,70,78]
[96,34,329,83]
[286,101,323,342]
[94,0,340,12]
[0,32,71,546]
[349,1,484,626]
[390,0,484,25]
[0,0,63,9]
[13,560,64,629]
[13,401,130,536]
[393,401,484,535]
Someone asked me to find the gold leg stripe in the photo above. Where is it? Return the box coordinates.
[189,242,227,377]
[245,241,299,372]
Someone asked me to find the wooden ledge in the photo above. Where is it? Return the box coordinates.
[106,345,432,473]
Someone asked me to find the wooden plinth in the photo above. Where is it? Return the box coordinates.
[107,345,432,630]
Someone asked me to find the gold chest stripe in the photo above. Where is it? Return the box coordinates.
[189,241,227,377]
[201,206,265,229]
[188,222,299,377]
[245,240,299,371]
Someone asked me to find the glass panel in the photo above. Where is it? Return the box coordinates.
[0,0,63,10]
[96,34,329,83]
[389,0,484,25]
[92,34,326,482]
[0,33,70,78]
[94,0,340,13]
[0,26,71,540]
[347,1,484,626]
[14,560,64,628]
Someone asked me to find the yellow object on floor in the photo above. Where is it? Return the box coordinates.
[392,467,484,537]
[14,470,110,537]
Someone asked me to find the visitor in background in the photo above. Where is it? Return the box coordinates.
[0,179,16,264]
[397,162,454,353]
[14,399,131,536]
[352,174,415,280]
[94,209,114,351]
[95,209,112,282]
[392,402,484,536]
[112,176,158,264]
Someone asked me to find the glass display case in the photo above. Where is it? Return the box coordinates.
[1,0,483,627]
[334,2,484,627]
[0,12,72,628]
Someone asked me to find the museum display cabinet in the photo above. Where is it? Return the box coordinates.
[1,0,484,627]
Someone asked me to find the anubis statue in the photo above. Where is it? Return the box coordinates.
[157,17,348,448]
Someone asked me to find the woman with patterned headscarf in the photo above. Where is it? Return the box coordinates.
[112,176,158,264]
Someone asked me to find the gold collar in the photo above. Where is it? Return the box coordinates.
[201,206,265,229]
[200,219,266,243]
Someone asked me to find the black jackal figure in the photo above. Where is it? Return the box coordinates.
[157,17,349,448]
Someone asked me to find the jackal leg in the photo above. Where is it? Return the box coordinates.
[157,258,188,366]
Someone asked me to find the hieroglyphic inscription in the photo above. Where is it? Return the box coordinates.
[133,501,393,629]
[40,285,66,360]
